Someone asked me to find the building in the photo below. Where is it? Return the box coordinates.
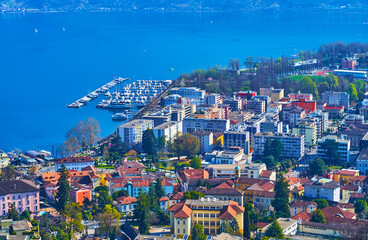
[342,57,356,69]
[55,156,94,171]
[290,201,317,217]
[333,69,367,79]
[306,110,329,138]
[288,91,313,101]
[237,91,256,99]
[118,119,154,149]
[282,105,306,127]
[253,191,275,210]
[223,98,242,111]
[205,93,221,105]
[163,94,181,107]
[253,132,305,159]
[338,123,368,150]
[182,118,229,134]
[322,91,350,108]
[357,148,368,174]
[317,135,350,162]
[70,183,92,205]
[260,87,284,102]
[260,120,283,133]
[203,182,244,206]
[291,98,317,113]
[345,114,364,125]
[169,198,244,236]
[142,110,171,127]
[204,149,247,165]
[304,179,340,202]
[223,131,250,154]
[192,131,214,154]
[0,150,10,168]
[323,105,345,119]
[0,180,40,217]
[116,196,137,215]
[245,99,265,114]
[170,87,205,105]
[261,218,298,236]
[153,121,182,142]
[292,121,317,147]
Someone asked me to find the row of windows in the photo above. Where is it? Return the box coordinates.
[2,193,37,201]
[193,213,218,218]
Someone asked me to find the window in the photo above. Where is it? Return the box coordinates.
[204,221,209,226]
[182,220,186,225]
[12,196,15,200]
[177,220,180,225]
[177,229,180,234]
[204,214,209,218]
[183,229,185,234]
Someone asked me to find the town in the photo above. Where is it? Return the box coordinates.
[2,42,368,240]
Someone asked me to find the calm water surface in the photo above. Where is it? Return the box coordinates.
[0,11,367,151]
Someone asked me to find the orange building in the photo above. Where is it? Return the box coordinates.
[70,183,92,205]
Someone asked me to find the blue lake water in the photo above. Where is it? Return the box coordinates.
[0,11,367,152]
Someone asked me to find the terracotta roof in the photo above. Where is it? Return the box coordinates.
[115,196,137,206]
[159,197,168,202]
[218,206,237,220]
[335,203,354,209]
[173,204,192,218]
[257,222,270,229]
[228,201,245,213]
[285,177,301,185]
[205,187,243,196]
[259,170,274,178]
[55,156,94,164]
[215,182,233,189]
[292,212,311,221]
[290,201,317,208]
[350,192,366,199]
[352,176,367,182]
[339,170,359,176]
[169,203,185,212]
[253,190,276,198]
[341,184,360,191]
[0,180,39,195]
[170,192,184,200]
[297,185,304,191]
[321,206,357,219]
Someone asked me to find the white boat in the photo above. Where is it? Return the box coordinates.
[112,113,128,120]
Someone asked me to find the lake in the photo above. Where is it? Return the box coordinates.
[0,10,367,152]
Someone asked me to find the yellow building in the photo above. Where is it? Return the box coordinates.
[213,132,224,147]
[169,198,244,236]
[332,169,359,185]
[234,178,274,203]
[0,151,10,168]
[260,87,284,102]
[193,105,225,119]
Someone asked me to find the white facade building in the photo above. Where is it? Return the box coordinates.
[118,119,154,149]
[153,121,182,142]
[317,135,350,162]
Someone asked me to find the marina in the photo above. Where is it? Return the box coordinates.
[96,80,172,110]
[67,77,129,108]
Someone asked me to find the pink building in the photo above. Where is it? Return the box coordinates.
[288,91,313,101]
[0,180,40,217]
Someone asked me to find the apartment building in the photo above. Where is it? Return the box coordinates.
[322,91,350,108]
[0,180,40,217]
[260,87,284,102]
[55,156,94,171]
[317,135,350,162]
[292,120,317,147]
[170,87,205,105]
[288,92,313,101]
[304,179,340,202]
[205,93,221,105]
[204,149,246,165]
[245,99,266,114]
[192,131,214,154]
[118,119,154,149]
[253,132,305,159]
[182,118,229,134]
[153,121,182,142]
[223,131,250,154]
[169,198,244,236]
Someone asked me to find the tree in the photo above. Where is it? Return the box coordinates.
[230,218,240,235]
[183,191,205,200]
[229,58,240,70]
[272,177,290,218]
[0,165,16,181]
[219,221,234,235]
[263,155,277,170]
[95,186,109,193]
[270,139,284,162]
[263,138,273,158]
[157,136,166,150]
[347,83,358,102]
[21,210,31,221]
[300,76,319,98]
[102,145,109,160]
[28,166,38,181]
[313,199,329,209]
[64,118,101,152]
[190,157,202,169]
[112,190,129,201]
[133,191,150,235]
[55,164,70,213]
[97,205,121,238]
[142,129,157,157]
[7,203,19,221]
[168,133,200,160]
[62,202,83,240]
[310,209,326,223]
[308,159,328,176]
[191,223,206,240]
[155,178,165,198]
[243,210,251,239]
[319,140,341,165]
[149,182,159,210]
[264,220,284,239]
[97,190,113,210]
[355,199,368,219]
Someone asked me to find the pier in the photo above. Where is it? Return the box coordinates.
[67,77,129,108]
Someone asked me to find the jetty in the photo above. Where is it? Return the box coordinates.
[68,77,129,108]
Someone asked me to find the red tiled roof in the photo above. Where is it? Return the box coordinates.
[116,196,138,205]
[341,184,360,191]
[350,193,366,199]
[321,207,357,219]
[218,206,237,220]
[257,222,270,229]
[170,192,184,201]
[55,156,94,164]
[215,182,233,189]
[159,197,168,202]
[290,201,317,208]
[253,190,276,198]
[352,176,367,182]
[169,203,185,212]
[292,212,311,222]
[259,170,274,178]
[324,105,344,110]
[339,170,358,176]
[173,204,192,218]
[335,203,354,209]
